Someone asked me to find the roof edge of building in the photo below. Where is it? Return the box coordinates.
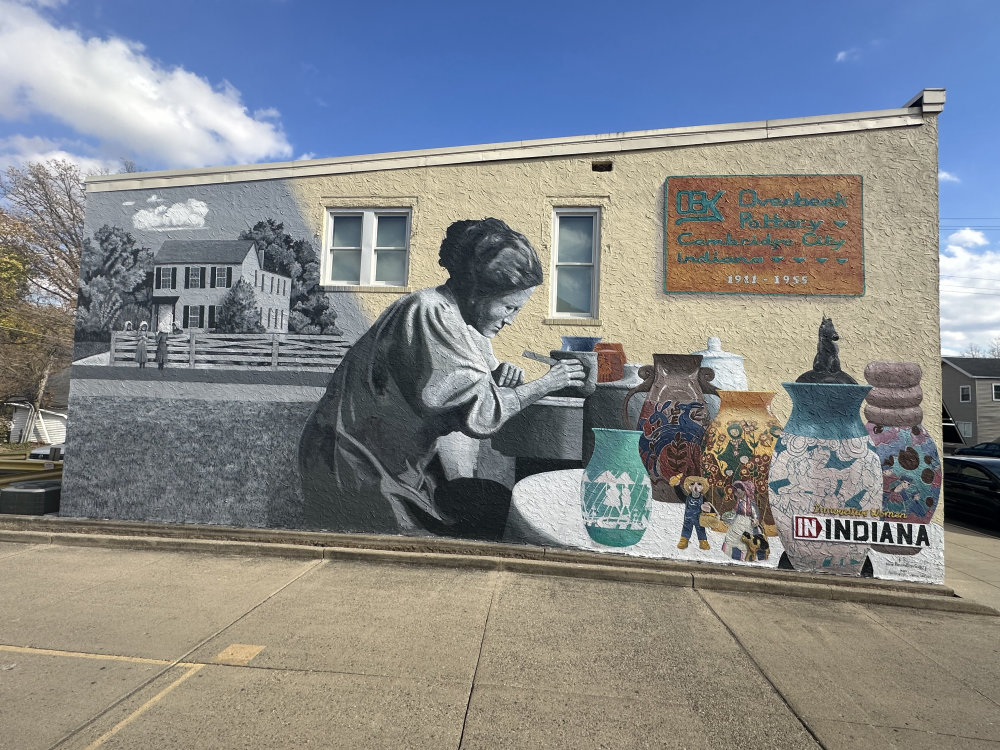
[87,89,945,193]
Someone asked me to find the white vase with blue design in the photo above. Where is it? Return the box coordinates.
[768,383,881,576]
[581,428,652,547]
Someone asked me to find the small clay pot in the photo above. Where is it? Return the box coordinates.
[594,343,626,383]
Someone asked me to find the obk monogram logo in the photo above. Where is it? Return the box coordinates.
[674,190,725,224]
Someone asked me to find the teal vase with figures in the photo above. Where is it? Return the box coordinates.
[768,383,881,576]
[581,428,652,547]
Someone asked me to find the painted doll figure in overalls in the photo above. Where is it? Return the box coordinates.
[670,473,711,550]
[722,480,768,561]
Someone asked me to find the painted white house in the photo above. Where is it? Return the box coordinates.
[152,240,292,332]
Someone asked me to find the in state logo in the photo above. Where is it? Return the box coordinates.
[792,515,931,548]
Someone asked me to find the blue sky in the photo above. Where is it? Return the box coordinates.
[1,0,997,353]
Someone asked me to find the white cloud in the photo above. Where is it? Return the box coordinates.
[132,198,209,231]
[0,1,293,169]
[146,194,164,204]
[938,170,960,183]
[296,152,316,161]
[0,134,117,174]
[122,201,135,206]
[835,48,860,63]
[947,228,988,248]
[940,240,1000,353]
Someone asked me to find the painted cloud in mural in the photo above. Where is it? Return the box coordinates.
[132,198,209,231]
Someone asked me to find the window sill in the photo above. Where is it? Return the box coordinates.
[322,285,412,293]
[542,317,602,327]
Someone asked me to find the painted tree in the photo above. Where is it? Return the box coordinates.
[215,279,265,334]
[76,225,154,338]
[239,219,339,334]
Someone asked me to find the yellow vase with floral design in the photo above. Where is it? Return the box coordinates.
[702,390,783,536]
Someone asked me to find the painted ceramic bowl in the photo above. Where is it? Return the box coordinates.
[560,336,602,352]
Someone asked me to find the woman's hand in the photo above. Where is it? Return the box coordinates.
[542,358,586,391]
[493,362,525,387]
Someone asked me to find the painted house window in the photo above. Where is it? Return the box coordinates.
[183,305,204,328]
[208,305,221,329]
[326,209,411,286]
[993,384,1000,401]
[960,385,972,402]
[958,421,973,438]
[154,267,177,290]
[212,267,232,289]
[185,266,206,289]
[551,208,600,318]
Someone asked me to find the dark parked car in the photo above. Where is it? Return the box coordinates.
[953,442,1000,457]
[943,456,1000,530]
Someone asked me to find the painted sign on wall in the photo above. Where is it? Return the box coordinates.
[664,175,864,296]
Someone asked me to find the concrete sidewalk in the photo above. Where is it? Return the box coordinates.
[0,524,997,749]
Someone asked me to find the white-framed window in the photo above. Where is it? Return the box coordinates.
[551,208,600,318]
[960,385,972,402]
[958,421,973,438]
[993,383,1000,401]
[212,266,231,289]
[325,209,411,286]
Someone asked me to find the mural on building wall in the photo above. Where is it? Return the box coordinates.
[62,177,944,585]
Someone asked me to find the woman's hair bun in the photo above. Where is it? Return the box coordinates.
[439,218,542,296]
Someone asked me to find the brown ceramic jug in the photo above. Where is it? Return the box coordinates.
[623,354,716,503]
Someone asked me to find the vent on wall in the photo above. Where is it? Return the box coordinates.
[591,160,613,172]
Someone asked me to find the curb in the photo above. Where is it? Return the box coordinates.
[0,517,995,617]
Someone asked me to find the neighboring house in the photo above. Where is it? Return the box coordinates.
[941,357,1000,447]
[152,240,291,332]
[1,366,70,445]
[7,405,67,444]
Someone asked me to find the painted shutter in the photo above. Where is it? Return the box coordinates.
[154,268,161,289]
[184,267,190,289]
[199,306,205,328]
[200,267,206,288]
[208,305,216,329]
[171,268,177,289]
[210,267,216,288]
[226,267,232,287]
[182,305,189,328]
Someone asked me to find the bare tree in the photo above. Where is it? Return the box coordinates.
[987,337,1000,359]
[962,342,985,358]
[0,159,86,307]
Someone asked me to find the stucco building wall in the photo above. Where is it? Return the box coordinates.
[286,118,941,436]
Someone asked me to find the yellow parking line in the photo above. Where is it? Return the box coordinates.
[84,664,205,749]
[0,644,190,666]
[212,643,266,666]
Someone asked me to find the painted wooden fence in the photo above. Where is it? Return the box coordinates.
[109,331,351,371]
